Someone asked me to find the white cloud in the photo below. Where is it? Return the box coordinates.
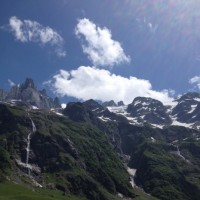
[189,76,200,89]
[8,79,16,87]
[136,17,158,33]
[48,66,173,104]
[8,16,66,57]
[75,18,130,67]
[148,23,158,33]
[9,16,27,42]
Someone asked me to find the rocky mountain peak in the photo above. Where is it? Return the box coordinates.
[177,92,200,102]
[102,100,117,108]
[0,88,7,100]
[83,99,104,111]
[126,97,171,125]
[22,78,36,90]
[117,101,124,106]
[40,89,47,96]
[128,97,166,114]
[1,78,61,109]
[132,96,164,106]
[171,92,200,124]
[63,102,96,123]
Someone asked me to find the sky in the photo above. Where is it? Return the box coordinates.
[1,0,200,104]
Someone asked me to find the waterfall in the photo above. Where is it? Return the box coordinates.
[176,145,181,156]
[15,112,42,187]
[127,167,137,188]
[25,115,36,175]
[176,145,190,163]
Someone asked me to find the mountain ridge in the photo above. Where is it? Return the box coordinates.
[0,78,60,109]
[1,78,200,200]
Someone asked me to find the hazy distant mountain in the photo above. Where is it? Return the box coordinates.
[0,78,60,109]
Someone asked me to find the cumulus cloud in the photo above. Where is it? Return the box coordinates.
[189,76,200,89]
[8,79,16,87]
[75,18,130,67]
[47,66,173,104]
[8,16,66,57]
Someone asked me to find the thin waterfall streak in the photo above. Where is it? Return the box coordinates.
[25,114,36,175]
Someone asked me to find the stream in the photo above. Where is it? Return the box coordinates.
[175,145,190,163]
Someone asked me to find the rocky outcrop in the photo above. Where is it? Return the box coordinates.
[102,100,117,108]
[117,101,125,106]
[63,102,95,123]
[127,97,171,125]
[0,89,7,100]
[172,92,200,122]
[5,78,60,109]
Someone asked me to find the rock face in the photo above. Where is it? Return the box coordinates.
[127,97,172,125]
[102,100,117,108]
[117,101,125,106]
[63,92,200,131]
[172,92,200,123]
[63,102,96,123]
[4,78,60,109]
[83,99,104,112]
[0,89,7,100]
[102,93,200,130]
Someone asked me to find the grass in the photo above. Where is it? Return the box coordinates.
[0,182,86,200]
[0,181,160,200]
[133,187,159,200]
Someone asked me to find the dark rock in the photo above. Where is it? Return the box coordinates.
[83,99,104,111]
[102,100,117,108]
[5,78,61,109]
[22,78,36,90]
[0,89,7,100]
[172,92,200,123]
[127,97,171,125]
[117,101,125,106]
[63,102,96,123]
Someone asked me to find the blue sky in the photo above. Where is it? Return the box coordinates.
[1,0,200,104]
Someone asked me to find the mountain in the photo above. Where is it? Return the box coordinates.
[1,83,200,200]
[0,102,135,200]
[105,94,200,130]
[102,100,117,108]
[127,97,172,125]
[0,78,61,109]
[62,95,200,200]
[171,92,200,124]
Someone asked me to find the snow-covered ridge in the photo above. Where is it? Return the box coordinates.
[107,106,142,125]
[104,95,200,130]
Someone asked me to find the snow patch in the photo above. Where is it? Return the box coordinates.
[188,105,197,113]
[31,105,39,110]
[151,124,164,129]
[107,106,127,114]
[61,103,66,109]
[55,112,64,116]
[107,106,141,125]
[134,100,141,106]
[171,119,194,128]
[194,98,200,102]
[98,116,112,122]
